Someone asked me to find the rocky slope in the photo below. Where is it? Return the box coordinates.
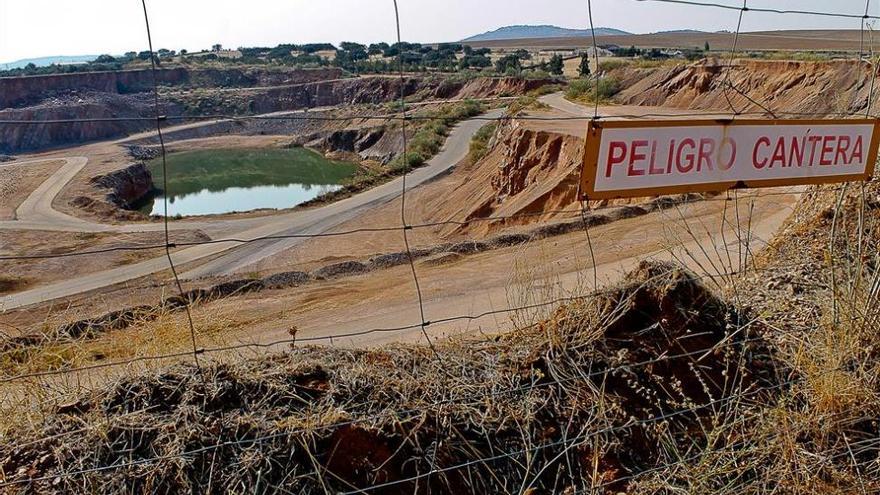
[0,74,550,153]
[614,59,874,115]
[0,68,187,109]
[456,121,584,229]
[0,67,343,110]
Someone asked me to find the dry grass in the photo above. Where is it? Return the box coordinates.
[0,260,775,493]
[0,181,878,493]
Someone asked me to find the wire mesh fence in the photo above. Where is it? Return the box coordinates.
[0,0,879,492]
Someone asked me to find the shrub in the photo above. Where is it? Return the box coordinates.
[506,96,549,116]
[388,100,486,171]
[565,77,621,103]
[468,122,497,163]
[597,59,629,73]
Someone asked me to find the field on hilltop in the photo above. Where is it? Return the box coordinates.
[468,29,880,53]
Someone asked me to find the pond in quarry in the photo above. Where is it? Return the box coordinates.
[140,148,358,217]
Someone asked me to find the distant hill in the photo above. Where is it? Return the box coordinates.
[654,29,705,34]
[0,55,99,70]
[462,25,630,42]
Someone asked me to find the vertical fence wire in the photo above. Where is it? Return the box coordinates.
[391,0,441,360]
[579,0,601,296]
[140,0,202,371]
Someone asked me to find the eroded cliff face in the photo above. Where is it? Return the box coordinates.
[414,120,584,235]
[431,77,557,100]
[0,100,157,154]
[0,69,188,109]
[2,74,559,153]
[615,59,874,115]
[0,67,345,110]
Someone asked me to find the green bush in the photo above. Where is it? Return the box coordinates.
[522,69,552,80]
[526,84,563,98]
[468,122,498,163]
[506,96,549,116]
[565,77,621,103]
[597,59,629,73]
[389,100,485,171]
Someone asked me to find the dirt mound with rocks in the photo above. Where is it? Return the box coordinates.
[0,261,773,493]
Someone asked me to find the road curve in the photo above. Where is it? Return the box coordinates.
[180,109,504,279]
[0,93,736,310]
[0,109,504,311]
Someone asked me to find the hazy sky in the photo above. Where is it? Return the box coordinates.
[1,0,878,63]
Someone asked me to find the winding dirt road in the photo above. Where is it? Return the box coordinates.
[0,94,799,317]
[0,108,505,310]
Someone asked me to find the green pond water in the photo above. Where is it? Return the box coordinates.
[140,148,358,217]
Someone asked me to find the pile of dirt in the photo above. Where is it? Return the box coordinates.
[0,261,773,493]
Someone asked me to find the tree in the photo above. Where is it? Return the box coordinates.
[494,54,521,74]
[212,43,223,52]
[368,42,389,55]
[548,54,564,75]
[704,41,710,52]
[578,53,591,78]
[513,49,531,61]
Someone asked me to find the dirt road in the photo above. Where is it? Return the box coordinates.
[0,94,797,315]
[0,109,505,310]
[167,185,801,352]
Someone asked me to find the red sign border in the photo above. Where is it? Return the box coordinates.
[579,118,880,200]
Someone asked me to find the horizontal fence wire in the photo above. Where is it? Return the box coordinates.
[2,109,880,127]
[584,435,880,493]
[0,265,754,383]
[1,259,866,387]
[635,0,880,20]
[0,313,772,482]
[0,320,776,475]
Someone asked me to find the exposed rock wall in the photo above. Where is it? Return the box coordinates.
[412,120,584,235]
[247,77,422,113]
[0,67,345,110]
[0,68,188,109]
[299,126,399,163]
[0,102,153,153]
[614,59,875,115]
[430,77,558,99]
[2,74,557,153]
